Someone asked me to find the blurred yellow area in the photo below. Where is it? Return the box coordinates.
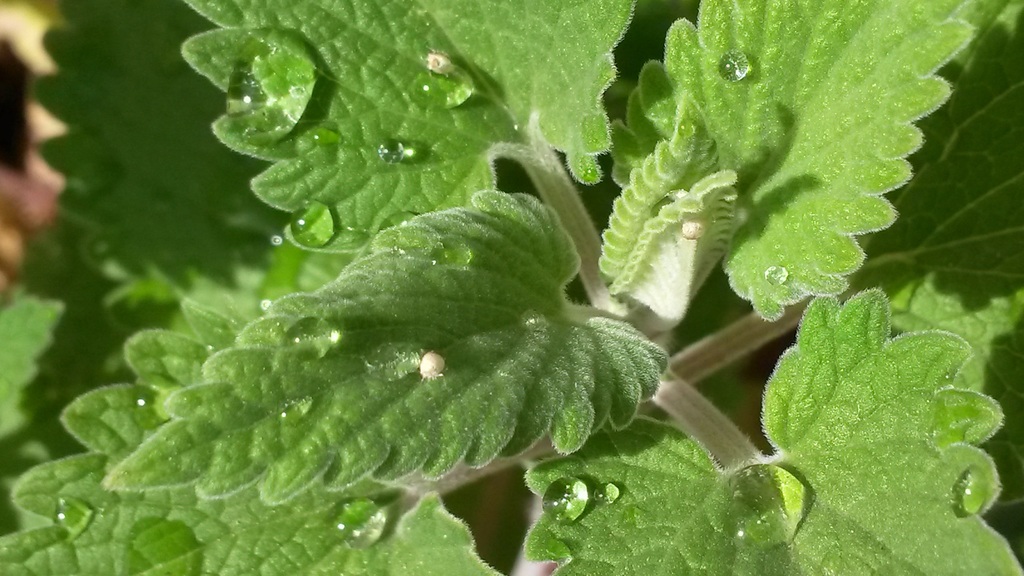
[0,0,62,293]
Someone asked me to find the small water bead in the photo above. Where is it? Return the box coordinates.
[55,497,94,539]
[260,299,272,311]
[335,498,387,548]
[718,49,750,82]
[764,265,789,286]
[419,350,446,379]
[532,532,572,562]
[286,317,342,357]
[128,518,201,575]
[436,242,474,266]
[731,464,811,546]
[270,234,284,246]
[226,31,318,142]
[413,50,474,109]
[309,125,341,146]
[280,396,314,419]
[595,482,621,504]
[953,466,996,518]
[290,201,337,248]
[542,477,590,524]
[377,140,416,164]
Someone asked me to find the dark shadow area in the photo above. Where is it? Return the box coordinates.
[983,310,1024,502]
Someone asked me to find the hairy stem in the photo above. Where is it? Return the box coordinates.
[501,117,618,314]
[654,377,762,470]
[670,302,806,383]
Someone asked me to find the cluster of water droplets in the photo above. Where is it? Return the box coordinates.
[225,30,318,144]
[537,477,622,561]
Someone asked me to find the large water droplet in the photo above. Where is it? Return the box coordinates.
[731,464,811,546]
[226,30,318,143]
[436,242,474,266]
[953,466,996,518]
[55,497,94,539]
[335,498,387,548]
[128,517,202,575]
[309,125,340,146]
[596,482,621,504]
[542,477,590,524]
[286,317,342,357]
[289,201,337,248]
[412,67,474,109]
[764,265,789,286]
[718,49,750,82]
[377,140,416,164]
[933,388,1003,448]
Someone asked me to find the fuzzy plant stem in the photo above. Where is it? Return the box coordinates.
[655,376,762,471]
[670,303,806,383]
[499,116,617,314]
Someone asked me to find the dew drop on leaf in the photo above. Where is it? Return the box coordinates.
[364,344,423,382]
[134,387,168,430]
[270,234,283,246]
[285,317,342,357]
[533,531,573,562]
[412,68,474,109]
[259,299,272,311]
[309,125,341,146]
[128,517,202,575]
[731,464,811,546]
[377,140,416,164]
[543,477,590,524]
[289,201,337,248]
[952,466,996,518]
[334,498,387,548]
[764,265,789,286]
[55,496,94,540]
[718,49,750,82]
[596,482,621,504]
[280,396,314,419]
[226,30,317,143]
[437,242,474,266]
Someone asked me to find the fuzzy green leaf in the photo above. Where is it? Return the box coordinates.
[106,193,666,503]
[525,292,1021,574]
[0,454,495,576]
[859,0,1024,498]
[620,0,972,318]
[179,0,632,252]
[0,296,62,435]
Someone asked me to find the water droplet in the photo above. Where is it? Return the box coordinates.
[419,350,445,379]
[270,234,284,246]
[290,201,337,248]
[436,242,474,266]
[280,396,314,419]
[335,498,387,548]
[412,69,474,109]
[128,517,201,575]
[953,466,996,517]
[542,477,590,524]
[377,140,416,164]
[718,49,750,82]
[522,311,545,329]
[933,388,1003,448]
[764,265,789,286]
[226,31,318,142]
[379,211,417,230]
[286,317,342,357]
[681,219,706,240]
[731,464,810,546]
[309,125,340,146]
[364,344,423,382]
[596,483,621,504]
[55,497,94,539]
[532,532,572,561]
[260,299,272,311]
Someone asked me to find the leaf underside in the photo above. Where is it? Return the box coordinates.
[526,292,1020,575]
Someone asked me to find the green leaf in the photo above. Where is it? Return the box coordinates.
[525,292,1021,574]
[858,0,1024,498]
[180,0,632,253]
[0,295,62,435]
[35,0,278,291]
[627,0,972,318]
[0,454,496,575]
[105,192,666,503]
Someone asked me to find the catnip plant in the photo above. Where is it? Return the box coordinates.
[1,0,1023,574]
